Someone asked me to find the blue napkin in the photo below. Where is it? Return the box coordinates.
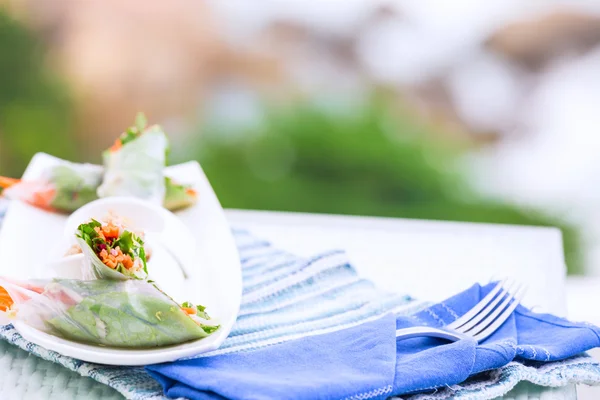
[393,283,600,395]
[147,283,600,400]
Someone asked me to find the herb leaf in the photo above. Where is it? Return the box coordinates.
[196,307,210,320]
[139,246,148,274]
[135,112,147,133]
[77,220,104,252]
[201,325,220,334]
[113,230,133,253]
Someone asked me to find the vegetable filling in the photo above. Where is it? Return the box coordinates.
[77,218,148,277]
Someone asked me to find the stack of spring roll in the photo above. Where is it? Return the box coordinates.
[0,114,218,348]
[0,113,198,213]
[0,217,218,348]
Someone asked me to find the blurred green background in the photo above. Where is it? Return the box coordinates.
[0,11,76,177]
[183,102,582,274]
[0,9,583,274]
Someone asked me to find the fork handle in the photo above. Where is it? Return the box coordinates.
[395,326,469,342]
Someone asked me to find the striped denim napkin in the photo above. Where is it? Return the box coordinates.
[0,202,599,400]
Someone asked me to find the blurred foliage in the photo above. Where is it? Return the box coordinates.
[0,10,76,177]
[0,10,581,273]
[185,99,583,274]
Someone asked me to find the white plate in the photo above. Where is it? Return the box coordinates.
[0,153,242,365]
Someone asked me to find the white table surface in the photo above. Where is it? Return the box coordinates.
[226,209,568,316]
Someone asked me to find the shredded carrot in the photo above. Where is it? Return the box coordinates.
[24,284,43,294]
[30,188,56,209]
[94,227,107,241]
[98,245,134,270]
[102,224,120,239]
[115,254,133,269]
[0,287,14,312]
[182,307,196,315]
[185,188,197,197]
[0,176,20,189]
[109,139,122,152]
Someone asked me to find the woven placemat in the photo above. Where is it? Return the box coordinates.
[0,340,122,399]
[0,334,577,400]
[496,382,576,400]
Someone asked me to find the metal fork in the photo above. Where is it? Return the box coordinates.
[396,279,527,343]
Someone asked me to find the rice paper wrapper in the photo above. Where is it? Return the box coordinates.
[3,163,102,213]
[48,164,102,211]
[97,126,168,205]
[2,278,209,348]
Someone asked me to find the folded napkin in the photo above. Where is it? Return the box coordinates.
[147,283,600,400]
[394,283,600,395]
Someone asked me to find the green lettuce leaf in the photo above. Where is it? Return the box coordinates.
[49,164,102,212]
[46,281,210,348]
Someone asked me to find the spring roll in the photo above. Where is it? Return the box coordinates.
[2,171,197,213]
[97,113,168,204]
[76,218,149,280]
[0,278,218,348]
[1,114,197,212]
[0,163,102,213]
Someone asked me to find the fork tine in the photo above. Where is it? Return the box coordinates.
[454,280,517,333]
[471,285,527,342]
[446,278,508,330]
[464,283,521,335]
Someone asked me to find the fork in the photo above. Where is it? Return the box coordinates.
[396,279,527,343]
